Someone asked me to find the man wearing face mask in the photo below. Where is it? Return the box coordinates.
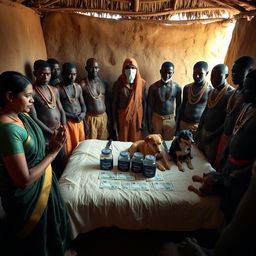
[112,58,146,142]
[80,58,112,140]
[147,62,181,140]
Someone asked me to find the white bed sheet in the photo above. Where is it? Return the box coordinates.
[59,139,224,239]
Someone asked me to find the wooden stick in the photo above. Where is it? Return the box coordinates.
[36,6,239,16]
[134,0,139,12]
[41,0,60,8]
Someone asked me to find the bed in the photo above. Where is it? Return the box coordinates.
[59,139,224,239]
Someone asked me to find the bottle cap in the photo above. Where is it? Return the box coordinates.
[133,152,144,158]
[101,148,112,155]
[120,151,130,157]
[145,155,155,161]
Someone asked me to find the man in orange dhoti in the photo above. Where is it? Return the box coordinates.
[59,63,85,158]
[112,58,146,142]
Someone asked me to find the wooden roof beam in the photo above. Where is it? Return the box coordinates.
[203,0,242,11]
[36,6,240,16]
[219,0,247,12]
[230,0,256,10]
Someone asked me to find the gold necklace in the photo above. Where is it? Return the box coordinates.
[157,81,173,103]
[63,84,77,104]
[207,84,228,109]
[233,103,256,135]
[226,89,243,116]
[35,85,56,109]
[86,78,102,100]
[188,81,208,105]
[7,114,20,123]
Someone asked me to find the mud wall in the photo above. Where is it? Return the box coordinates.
[0,0,47,80]
[42,12,235,88]
[225,16,256,86]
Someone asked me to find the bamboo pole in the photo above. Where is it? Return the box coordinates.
[134,0,139,12]
[36,6,240,16]
[41,0,60,8]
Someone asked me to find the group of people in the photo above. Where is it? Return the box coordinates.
[0,54,256,255]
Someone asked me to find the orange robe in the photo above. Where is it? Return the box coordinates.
[114,58,146,142]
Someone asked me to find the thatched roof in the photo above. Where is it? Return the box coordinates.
[12,0,256,23]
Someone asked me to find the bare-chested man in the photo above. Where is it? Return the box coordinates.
[112,58,146,142]
[30,59,66,179]
[196,64,234,165]
[80,58,111,140]
[215,56,255,169]
[47,58,62,87]
[147,61,181,140]
[177,61,212,134]
[59,62,86,157]
[221,69,256,223]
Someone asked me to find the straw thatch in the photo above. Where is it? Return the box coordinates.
[13,0,256,22]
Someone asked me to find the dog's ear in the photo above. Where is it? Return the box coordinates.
[157,134,163,140]
[145,135,152,143]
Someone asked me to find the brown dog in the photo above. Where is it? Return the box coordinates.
[128,134,170,171]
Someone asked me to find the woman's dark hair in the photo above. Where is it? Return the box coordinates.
[0,71,31,107]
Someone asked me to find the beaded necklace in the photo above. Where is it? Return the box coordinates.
[63,84,77,104]
[207,84,228,109]
[157,81,173,103]
[233,103,256,135]
[86,78,102,100]
[226,89,243,116]
[35,85,56,109]
[188,81,208,105]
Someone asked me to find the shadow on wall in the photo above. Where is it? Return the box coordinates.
[24,62,34,82]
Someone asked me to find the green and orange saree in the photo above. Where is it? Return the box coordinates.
[0,113,69,255]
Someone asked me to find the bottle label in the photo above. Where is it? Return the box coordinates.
[131,161,143,173]
[118,160,130,172]
[143,165,156,178]
[100,159,113,170]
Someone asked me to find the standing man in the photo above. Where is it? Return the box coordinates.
[59,62,86,158]
[147,61,181,140]
[47,58,62,87]
[177,61,212,134]
[196,64,234,165]
[30,59,66,179]
[221,70,256,223]
[215,56,255,169]
[112,58,146,142]
[80,58,111,140]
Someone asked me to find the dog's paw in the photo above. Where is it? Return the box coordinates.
[177,162,184,171]
[188,165,194,170]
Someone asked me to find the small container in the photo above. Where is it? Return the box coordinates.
[143,155,156,178]
[131,152,144,173]
[118,151,130,172]
[100,148,113,170]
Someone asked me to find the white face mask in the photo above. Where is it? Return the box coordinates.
[161,77,172,84]
[125,68,137,84]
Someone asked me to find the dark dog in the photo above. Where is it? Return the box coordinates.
[169,130,194,171]
[188,171,225,196]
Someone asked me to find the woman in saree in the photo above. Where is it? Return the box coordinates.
[0,71,75,255]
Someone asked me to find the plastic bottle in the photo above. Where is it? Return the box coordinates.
[100,148,113,170]
[131,152,144,173]
[118,151,130,172]
[143,155,156,178]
